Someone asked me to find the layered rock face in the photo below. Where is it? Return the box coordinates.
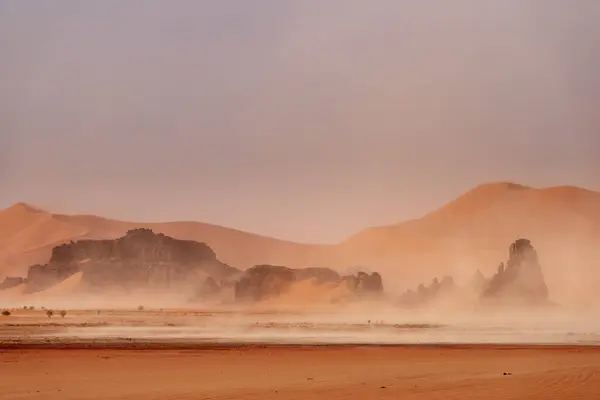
[234,265,383,302]
[24,229,240,294]
[482,239,549,303]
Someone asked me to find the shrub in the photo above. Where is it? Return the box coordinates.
[46,309,54,318]
[1,310,11,316]
[137,305,144,311]
[60,310,67,318]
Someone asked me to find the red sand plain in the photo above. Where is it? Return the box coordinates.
[1,344,599,399]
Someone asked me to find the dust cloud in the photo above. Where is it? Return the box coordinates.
[2,280,600,347]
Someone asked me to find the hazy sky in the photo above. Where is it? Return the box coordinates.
[1,0,599,243]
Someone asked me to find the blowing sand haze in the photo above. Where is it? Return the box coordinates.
[1,205,600,398]
[3,1,600,398]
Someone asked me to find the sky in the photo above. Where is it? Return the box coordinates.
[1,0,599,243]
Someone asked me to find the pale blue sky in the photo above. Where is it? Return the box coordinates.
[1,0,599,242]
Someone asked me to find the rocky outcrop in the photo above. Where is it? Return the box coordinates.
[481,238,549,303]
[357,271,383,293]
[399,276,455,306]
[0,276,25,290]
[234,265,383,302]
[24,228,240,294]
[342,272,383,293]
[234,265,296,302]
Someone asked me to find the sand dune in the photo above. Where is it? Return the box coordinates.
[0,282,27,297]
[33,271,83,297]
[339,183,600,295]
[2,182,600,304]
[0,272,84,308]
[0,203,325,276]
[344,182,600,251]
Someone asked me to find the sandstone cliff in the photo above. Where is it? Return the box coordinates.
[234,265,383,302]
[23,228,240,294]
[481,238,549,303]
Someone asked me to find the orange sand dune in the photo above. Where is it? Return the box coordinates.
[339,183,600,294]
[0,272,83,308]
[2,182,600,303]
[31,271,83,297]
[0,203,327,276]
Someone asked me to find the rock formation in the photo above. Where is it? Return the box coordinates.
[481,238,549,303]
[399,276,455,306]
[23,228,240,294]
[342,272,383,293]
[234,265,297,302]
[0,276,25,290]
[234,265,383,302]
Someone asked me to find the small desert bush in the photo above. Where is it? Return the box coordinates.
[60,310,67,318]
[1,310,11,316]
[137,305,144,311]
[46,309,54,318]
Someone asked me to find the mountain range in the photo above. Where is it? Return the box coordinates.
[2,182,600,297]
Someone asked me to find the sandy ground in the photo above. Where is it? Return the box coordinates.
[0,345,599,399]
[2,308,600,399]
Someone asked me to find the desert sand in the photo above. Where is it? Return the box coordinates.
[1,345,599,399]
[1,306,600,399]
[3,183,600,305]
[3,183,600,398]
